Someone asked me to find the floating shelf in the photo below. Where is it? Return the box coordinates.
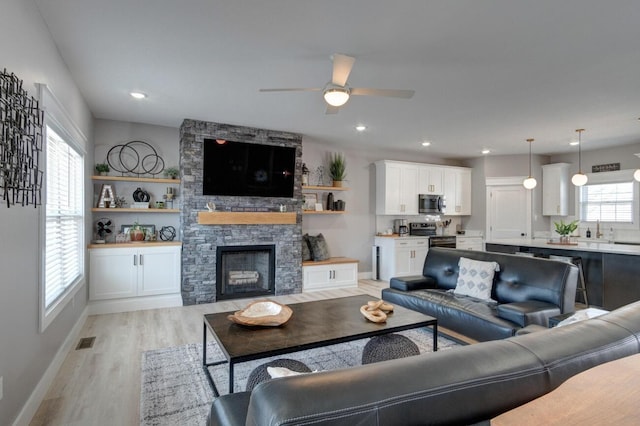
[302,211,345,215]
[91,175,181,184]
[87,241,182,249]
[91,208,180,213]
[198,211,297,225]
[302,185,348,191]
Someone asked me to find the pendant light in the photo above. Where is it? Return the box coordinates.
[523,138,537,189]
[571,129,588,186]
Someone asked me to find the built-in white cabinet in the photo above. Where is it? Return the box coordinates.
[418,166,444,195]
[375,161,419,215]
[542,163,570,216]
[443,167,472,216]
[374,237,429,281]
[303,258,358,291]
[90,244,181,300]
[456,236,484,251]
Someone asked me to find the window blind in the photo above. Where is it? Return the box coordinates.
[579,182,633,223]
[45,126,83,307]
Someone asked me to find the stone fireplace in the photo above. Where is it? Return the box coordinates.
[216,244,275,300]
[179,119,303,305]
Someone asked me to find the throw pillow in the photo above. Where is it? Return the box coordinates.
[302,234,312,261]
[267,366,307,379]
[454,257,500,301]
[307,233,330,261]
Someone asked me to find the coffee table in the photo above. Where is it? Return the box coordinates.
[202,294,438,396]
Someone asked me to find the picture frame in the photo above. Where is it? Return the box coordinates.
[303,192,317,211]
[120,224,156,236]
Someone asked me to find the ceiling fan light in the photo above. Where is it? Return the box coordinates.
[634,169,640,182]
[323,89,350,107]
[523,177,537,189]
[571,173,588,186]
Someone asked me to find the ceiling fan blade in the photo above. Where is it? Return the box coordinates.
[325,105,340,115]
[259,88,321,92]
[350,88,415,99]
[331,54,355,86]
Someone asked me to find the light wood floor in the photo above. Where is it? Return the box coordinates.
[29,280,386,426]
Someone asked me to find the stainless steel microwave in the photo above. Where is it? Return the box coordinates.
[418,194,446,214]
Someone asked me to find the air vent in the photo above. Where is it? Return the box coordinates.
[76,337,96,350]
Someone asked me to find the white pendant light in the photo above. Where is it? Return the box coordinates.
[523,138,537,189]
[571,128,588,187]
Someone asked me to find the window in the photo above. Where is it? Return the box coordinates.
[45,126,84,307]
[577,172,638,225]
[38,82,87,332]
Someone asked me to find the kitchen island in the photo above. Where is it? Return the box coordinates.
[486,238,640,310]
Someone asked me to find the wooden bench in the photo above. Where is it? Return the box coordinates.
[302,257,359,291]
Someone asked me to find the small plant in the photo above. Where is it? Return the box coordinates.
[328,153,347,182]
[95,163,109,174]
[164,167,179,179]
[554,220,579,236]
[129,221,146,241]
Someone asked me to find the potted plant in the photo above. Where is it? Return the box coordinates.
[164,167,179,179]
[328,153,346,187]
[129,222,146,241]
[554,219,578,244]
[95,163,109,176]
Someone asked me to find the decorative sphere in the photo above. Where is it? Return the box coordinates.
[571,173,588,186]
[523,177,537,189]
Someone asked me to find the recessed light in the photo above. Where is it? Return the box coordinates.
[355,125,366,132]
[481,149,491,155]
[421,141,431,147]
[569,141,580,146]
[130,92,147,99]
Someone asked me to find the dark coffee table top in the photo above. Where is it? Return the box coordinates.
[204,294,436,363]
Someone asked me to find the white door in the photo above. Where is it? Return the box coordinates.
[487,184,531,240]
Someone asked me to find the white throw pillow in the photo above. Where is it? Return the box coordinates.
[454,257,500,301]
[267,366,306,379]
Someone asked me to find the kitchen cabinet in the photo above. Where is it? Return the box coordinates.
[443,167,472,216]
[542,163,570,216]
[375,160,419,215]
[89,244,181,300]
[374,237,429,281]
[303,258,358,291]
[418,166,444,195]
[456,236,484,251]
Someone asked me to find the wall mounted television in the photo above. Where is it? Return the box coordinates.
[202,138,296,198]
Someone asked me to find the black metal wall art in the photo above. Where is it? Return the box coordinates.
[106,140,165,177]
[0,69,44,207]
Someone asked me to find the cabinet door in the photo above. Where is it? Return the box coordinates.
[418,166,444,194]
[376,162,402,214]
[303,265,331,290]
[542,163,570,216]
[444,168,472,216]
[457,237,484,251]
[90,248,138,300]
[138,246,181,296]
[411,243,429,274]
[399,165,419,214]
[331,263,358,287]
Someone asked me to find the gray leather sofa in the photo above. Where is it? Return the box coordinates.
[207,301,640,425]
[382,247,579,341]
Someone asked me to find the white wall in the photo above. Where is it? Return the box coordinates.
[0,1,93,424]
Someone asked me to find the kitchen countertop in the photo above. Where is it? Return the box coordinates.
[487,238,640,256]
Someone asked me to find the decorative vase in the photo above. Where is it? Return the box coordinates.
[333,180,343,188]
[130,229,145,241]
[560,235,570,244]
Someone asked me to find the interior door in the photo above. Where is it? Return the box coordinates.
[487,185,531,240]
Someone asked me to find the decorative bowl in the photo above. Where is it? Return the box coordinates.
[227,299,293,326]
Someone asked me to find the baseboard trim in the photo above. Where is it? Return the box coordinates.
[13,305,89,426]
[359,271,373,280]
[87,294,183,315]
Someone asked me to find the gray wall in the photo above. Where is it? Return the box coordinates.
[0,0,93,424]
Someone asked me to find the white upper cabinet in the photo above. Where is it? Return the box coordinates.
[375,160,419,215]
[418,166,444,195]
[542,163,570,216]
[443,167,472,216]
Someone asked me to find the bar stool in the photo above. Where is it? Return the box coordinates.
[549,255,589,306]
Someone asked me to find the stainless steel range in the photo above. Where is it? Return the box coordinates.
[409,223,456,248]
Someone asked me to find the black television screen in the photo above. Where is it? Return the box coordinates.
[202,138,296,198]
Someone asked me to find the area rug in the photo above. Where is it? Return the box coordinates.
[140,328,460,426]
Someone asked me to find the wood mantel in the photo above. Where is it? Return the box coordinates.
[197,211,297,225]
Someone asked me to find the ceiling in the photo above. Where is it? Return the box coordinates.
[34,0,640,159]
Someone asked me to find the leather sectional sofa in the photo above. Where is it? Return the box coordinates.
[208,301,640,425]
[382,247,579,341]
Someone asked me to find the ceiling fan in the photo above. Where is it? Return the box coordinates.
[259,54,415,114]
